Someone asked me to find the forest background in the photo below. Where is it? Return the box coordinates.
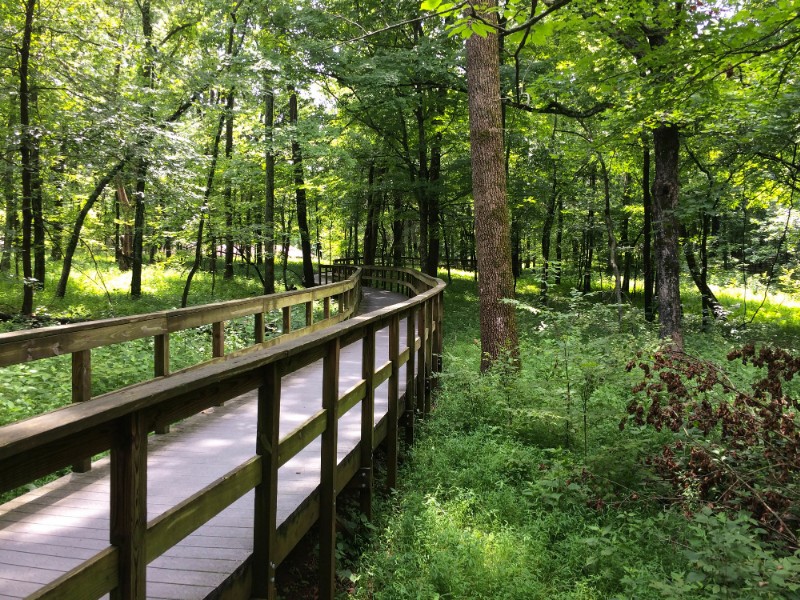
[2,0,800,597]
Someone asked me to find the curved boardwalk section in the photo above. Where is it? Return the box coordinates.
[0,267,444,600]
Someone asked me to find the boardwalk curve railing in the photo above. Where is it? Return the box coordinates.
[0,265,444,600]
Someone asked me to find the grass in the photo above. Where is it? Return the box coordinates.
[342,269,800,600]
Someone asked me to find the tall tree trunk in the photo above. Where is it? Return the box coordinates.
[18,0,38,314]
[466,0,519,371]
[223,90,236,280]
[643,142,655,322]
[363,162,380,265]
[652,124,683,347]
[391,192,404,266]
[131,0,154,298]
[263,86,276,294]
[600,159,623,323]
[1,108,17,272]
[30,84,45,286]
[289,89,315,287]
[555,197,563,285]
[582,209,594,294]
[130,157,147,297]
[183,113,226,307]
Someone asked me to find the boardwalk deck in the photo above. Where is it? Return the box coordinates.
[0,287,411,600]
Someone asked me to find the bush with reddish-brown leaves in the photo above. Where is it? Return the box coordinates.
[622,344,800,548]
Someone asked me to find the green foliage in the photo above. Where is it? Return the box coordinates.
[346,271,800,599]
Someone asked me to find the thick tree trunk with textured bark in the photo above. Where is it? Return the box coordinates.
[466,0,519,371]
[652,124,683,347]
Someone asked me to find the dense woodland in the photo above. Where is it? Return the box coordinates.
[1,1,798,329]
[3,1,800,597]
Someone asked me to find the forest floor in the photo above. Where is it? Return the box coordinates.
[2,259,800,598]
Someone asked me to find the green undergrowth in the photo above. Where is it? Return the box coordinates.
[343,271,800,600]
[0,254,320,427]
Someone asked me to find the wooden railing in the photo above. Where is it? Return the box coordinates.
[0,266,444,600]
[0,268,362,467]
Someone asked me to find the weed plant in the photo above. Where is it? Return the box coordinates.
[346,271,800,599]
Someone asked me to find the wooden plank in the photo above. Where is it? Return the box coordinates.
[110,412,147,600]
[387,315,400,490]
[319,338,340,600]
[252,362,281,600]
[373,360,392,387]
[26,546,118,600]
[146,456,261,562]
[0,424,113,494]
[323,297,330,319]
[305,301,313,327]
[360,325,375,518]
[277,409,327,468]
[337,380,366,417]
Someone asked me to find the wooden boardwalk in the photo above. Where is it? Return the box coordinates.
[0,287,411,600]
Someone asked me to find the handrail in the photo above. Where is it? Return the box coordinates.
[0,268,362,460]
[0,265,444,600]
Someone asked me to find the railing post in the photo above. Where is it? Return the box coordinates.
[154,334,170,377]
[425,299,434,414]
[404,307,416,446]
[282,306,291,334]
[305,301,313,327]
[320,338,340,600]
[323,296,331,319]
[255,312,265,345]
[212,322,224,358]
[72,349,92,472]
[435,292,444,378]
[387,314,400,490]
[154,334,171,434]
[360,325,376,518]
[110,412,147,600]
[416,301,427,415]
[253,362,281,600]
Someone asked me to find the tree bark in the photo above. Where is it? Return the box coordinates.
[643,142,655,322]
[289,89,316,287]
[18,0,38,314]
[263,86,276,294]
[182,113,226,307]
[223,90,236,280]
[466,0,519,371]
[1,108,17,272]
[652,124,683,347]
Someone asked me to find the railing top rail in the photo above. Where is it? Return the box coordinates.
[0,274,358,365]
[0,267,443,468]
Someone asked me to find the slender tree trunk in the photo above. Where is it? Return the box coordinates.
[600,159,623,323]
[223,90,236,280]
[263,86,276,294]
[18,0,37,314]
[30,84,45,286]
[466,0,519,371]
[652,124,683,347]
[131,0,154,298]
[182,113,226,307]
[391,193,404,267]
[643,142,655,322]
[289,89,315,287]
[130,157,147,297]
[1,108,17,272]
[363,162,380,265]
[582,209,594,294]
[555,197,563,285]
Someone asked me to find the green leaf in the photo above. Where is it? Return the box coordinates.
[420,0,443,11]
